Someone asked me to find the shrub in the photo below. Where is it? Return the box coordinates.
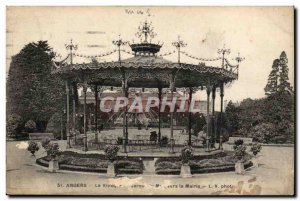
[41,137,51,150]
[104,145,119,162]
[36,151,144,174]
[137,123,142,130]
[180,146,194,164]
[234,144,247,161]
[156,169,180,175]
[250,142,262,156]
[7,114,23,138]
[221,128,230,142]
[161,136,169,146]
[41,138,59,158]
[155,157,180,166]
[154,152,253,175]
[61,151,106,160]
[249,123,276,143]
[46,112,62,139]
[25,120,36,132]
[117,137,123,145]
[115,160,143,173]
[155,161,181,170]
[233,139,244,150]
[48,143,60,159]
[27,141,40,155]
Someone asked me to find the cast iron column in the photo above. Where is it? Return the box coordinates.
[188,87,193,146]
[66,80,71,148]
[206,86,211,151]
[83,81,88,152]
[122,78,128,153]
[212,86,216,145]
[125,88,129,147]
[158,87,162,145]
[72,83,77,145]
[219,83,224,150]
[94,85,99,143]
[169,79,175,153]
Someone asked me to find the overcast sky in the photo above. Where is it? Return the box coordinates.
[6,7,294,109]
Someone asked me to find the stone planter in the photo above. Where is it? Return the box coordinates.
[180,164,192,178]
[29,155,36,165]
[235,161,245,174]
[251,156,259,168]
[107,162,116,178]
[48,159,59,173]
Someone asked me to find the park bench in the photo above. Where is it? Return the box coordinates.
[226,137,253,145]
[29,133,55,141]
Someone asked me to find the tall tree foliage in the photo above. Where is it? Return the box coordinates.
[7,41,65,131]
[224,92,294,143]
[278,52,293,94]
[264,59,280,95]
[225,101,240,134]
[223,51,294,143]
[265,51,293,96]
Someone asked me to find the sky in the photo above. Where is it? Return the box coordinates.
[6,7,294,109]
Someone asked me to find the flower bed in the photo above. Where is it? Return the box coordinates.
[155,151,253,175]
[36,151,143,174]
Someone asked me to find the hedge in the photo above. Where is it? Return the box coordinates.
[36,151,143,174]
[155,152,253,175]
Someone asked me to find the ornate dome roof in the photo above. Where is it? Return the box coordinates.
[130,43,162,55]
[130,20,163,56]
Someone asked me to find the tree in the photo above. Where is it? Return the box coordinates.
[7,41,65,132]
[6,114,23,138]
[222,51,294,143]
[216,111,230,141]
[225,101,240,133]
[228,91,294,143]
[263,91,294,125]
[262,91,294,143]
[264,59,280,96]
[265,51,293,96]
[278,51,293,94]
[236,98,264,136]
[249,123,276,143]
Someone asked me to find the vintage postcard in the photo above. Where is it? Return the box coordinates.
[6,6,295,196]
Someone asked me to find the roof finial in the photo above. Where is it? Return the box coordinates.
[135,20,157,43]
[172,35,187,63]
[235,52,245,64]
[65,39,78,65]
[218,44,231,69]
[112,34,128,63]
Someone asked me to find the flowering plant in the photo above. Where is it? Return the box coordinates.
[25,120,36,132]
[41,137,51,150]
[181,146,194,164]
[47,143,60,159]
[104,145,119,162]
[233,139,244,150]
[27,141,40,155]
[250,143,262,156]
[234,145,247,161]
